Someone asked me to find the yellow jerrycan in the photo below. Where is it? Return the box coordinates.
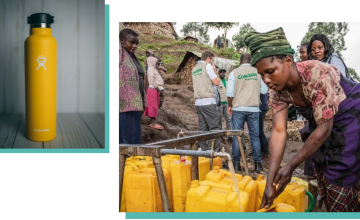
[124,168,172,212]
[212,157,222,169]
[205,166,257,212]
[25,13,57,142]
[255,174,267,211]
[256,203,296,212]
[169,157,192,212]
[184,156,211,181]
[185,180,249,212]
[126,156,154,169]
[120,164,139,212]
[255,175,306,212]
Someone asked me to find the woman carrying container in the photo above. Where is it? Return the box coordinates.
[144,56,165,130]
[244,28,360,212]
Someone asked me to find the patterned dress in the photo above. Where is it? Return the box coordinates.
[119,43,143,113]
[269,60,360,211]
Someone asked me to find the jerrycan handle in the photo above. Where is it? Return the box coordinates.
[208,182,234,191]
[305,190,314,212]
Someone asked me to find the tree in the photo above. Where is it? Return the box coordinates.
[204,22,239,48]
[232,23,256,52]
[180,22,210,43]
[348,67,360,83]
[295,22,349,61]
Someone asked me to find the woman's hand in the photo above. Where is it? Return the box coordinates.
[260,182,276,209]
[260,164,294,209]
[273,164,294,197]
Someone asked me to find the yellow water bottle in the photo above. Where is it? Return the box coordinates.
[25,13,57,142]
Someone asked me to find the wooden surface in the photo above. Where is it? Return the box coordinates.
[0,113,104,149]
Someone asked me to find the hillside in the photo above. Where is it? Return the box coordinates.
[136,34,241,143]
[135,33,240,75]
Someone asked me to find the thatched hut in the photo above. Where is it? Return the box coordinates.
[175,51,239,85]
[122,22,178,39]
[181,35,199,43]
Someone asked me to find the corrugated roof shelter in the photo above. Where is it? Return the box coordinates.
[181,35,199,43]
[176,51,239,85]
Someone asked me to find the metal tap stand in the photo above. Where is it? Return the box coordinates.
[119,130,247,212]
[176,130,248,175]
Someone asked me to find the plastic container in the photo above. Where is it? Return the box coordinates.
[212,157,222,169]
[125,156,154,169]
[184,156,211,181]
[291,177,309,209]
[255,174,306,212]
[169,158,192,212]
[205,166,257,212]
[185,180,249,212]
[255,174,267,211]
[161,154,181,163]
[276,181,306,212]
[25,13,57,141]
[256,203,296,212]
[120,164,139,212]
[124,168,172,212]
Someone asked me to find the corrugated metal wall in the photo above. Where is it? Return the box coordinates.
[0,0,105,113]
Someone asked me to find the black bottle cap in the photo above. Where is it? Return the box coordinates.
[27,13,54,24]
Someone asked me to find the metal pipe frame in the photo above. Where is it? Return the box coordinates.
[190,142,198,181]
[160,149,231,160]
[153,157,171,212]
[119,154,126,212]
[119,130,247,212]
[175,130,249,176]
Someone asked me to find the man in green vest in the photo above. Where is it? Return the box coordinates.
[227,53,267,173]
[192,50,221,152]
[218,68,231,134]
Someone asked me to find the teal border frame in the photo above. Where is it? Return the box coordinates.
[0,4,360,217]
[105,4,360,216]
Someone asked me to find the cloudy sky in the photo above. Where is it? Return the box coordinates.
[175,22,360,74]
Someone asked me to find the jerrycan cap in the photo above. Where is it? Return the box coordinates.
[190,180,200,188]
[28,13,54,24]
[256,174,265,181]
[212,166,220,173]
[180,157,185,162]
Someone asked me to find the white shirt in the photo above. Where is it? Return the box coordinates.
[195,61,218,106]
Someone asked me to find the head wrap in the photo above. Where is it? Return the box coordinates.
[147,57,158,69]
[244,27,295,66]
[146,50,154,56]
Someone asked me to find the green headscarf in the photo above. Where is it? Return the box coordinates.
[244,27,295,66]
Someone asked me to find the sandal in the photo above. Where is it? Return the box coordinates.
[300,174,316,180]
[148,124,164,130]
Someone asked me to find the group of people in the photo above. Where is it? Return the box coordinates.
[243,28,360,212]
[215,34,228,49]
[191,50,269,173]
[192,29,360,211]
[298,35,354,180]
[119,28,167,145]
[120,26,360,212]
